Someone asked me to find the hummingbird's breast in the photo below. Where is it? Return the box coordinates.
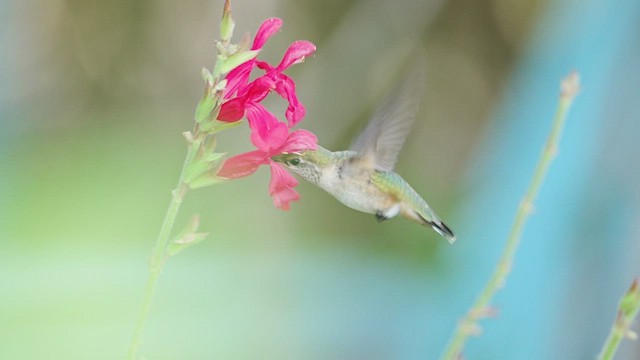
[317,164,396,214]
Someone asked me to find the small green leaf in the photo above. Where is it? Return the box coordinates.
[188,174,226,189]
[209,119,243,134]
[167,215,209,256]
[201,67,214,84]
[204,152,226,163]
[214,79,228,92]
[180,214,200,236]
[219,50,260,75]
[199,136,218,156]
[167,233,208,256]
[184,154,225,186]
[195,95,220,124]
[183,159,210,184]
[183,131,195,143]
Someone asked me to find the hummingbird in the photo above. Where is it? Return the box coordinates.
[272,61,456,243]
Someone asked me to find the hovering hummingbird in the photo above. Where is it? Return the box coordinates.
[272,60,456,243]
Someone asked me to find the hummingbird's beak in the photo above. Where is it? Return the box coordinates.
[271,154,287,163]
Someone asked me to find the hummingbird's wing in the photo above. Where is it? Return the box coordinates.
[348,57,425,172]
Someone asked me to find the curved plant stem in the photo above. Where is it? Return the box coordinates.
[126,137,201,360]
[598,278,640,360]
[440,72,580,360]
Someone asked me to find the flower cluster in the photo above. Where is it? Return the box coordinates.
[216,18,317,210]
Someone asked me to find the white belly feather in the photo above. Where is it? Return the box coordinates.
[316,165,394,214]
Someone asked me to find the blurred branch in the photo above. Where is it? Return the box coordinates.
[440,71,581,360]
[598,278,640,360]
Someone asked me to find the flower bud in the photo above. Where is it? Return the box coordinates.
[220,0,235,42]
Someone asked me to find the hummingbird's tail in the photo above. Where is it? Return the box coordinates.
[428,218,456,244]
[413,211,457,244]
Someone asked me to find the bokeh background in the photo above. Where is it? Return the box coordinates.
[2,0,639,359]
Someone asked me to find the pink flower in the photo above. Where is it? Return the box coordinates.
[269,163,299,210]
[254,40,316,126]
[217,99,317,210]
[217,128,315,173]
[217,107,317,209]
[222,18,282,100]
[216,17,317,210]
[217,18,316,127]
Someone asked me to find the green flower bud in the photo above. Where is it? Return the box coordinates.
[220,0,235,42]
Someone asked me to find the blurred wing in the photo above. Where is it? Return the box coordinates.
[349,56,426,172]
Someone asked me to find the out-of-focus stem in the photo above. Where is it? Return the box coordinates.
[126,138,200,360]
[440,72,581,360]
[598,278,640,360]
[125,1,240,358]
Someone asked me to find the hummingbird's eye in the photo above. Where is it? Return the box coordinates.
[288,158,301,166]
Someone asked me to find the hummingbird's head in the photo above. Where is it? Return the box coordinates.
[272,148,331,185]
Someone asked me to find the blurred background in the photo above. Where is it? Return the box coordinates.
[2,0,639,359]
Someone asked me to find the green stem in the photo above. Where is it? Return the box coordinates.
[440,72,580,360]
[126,138,201,360]
[600,328,624,360]
[125,2,235,357]
[598,278,640,360]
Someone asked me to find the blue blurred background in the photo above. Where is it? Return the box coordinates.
[2,0,639,359]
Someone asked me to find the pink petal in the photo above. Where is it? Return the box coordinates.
[244,76,276,104]
[252,18,283,50]
[218,76,275,122]
[246,104,289,152]
[278,129,318,154]
[268,161,300,210]
[255,60,273,72]
[217,150,267,179]
[276,40,316,71]
[223,61,254,99]
[217,97,247,122]
[274,74,305,126]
